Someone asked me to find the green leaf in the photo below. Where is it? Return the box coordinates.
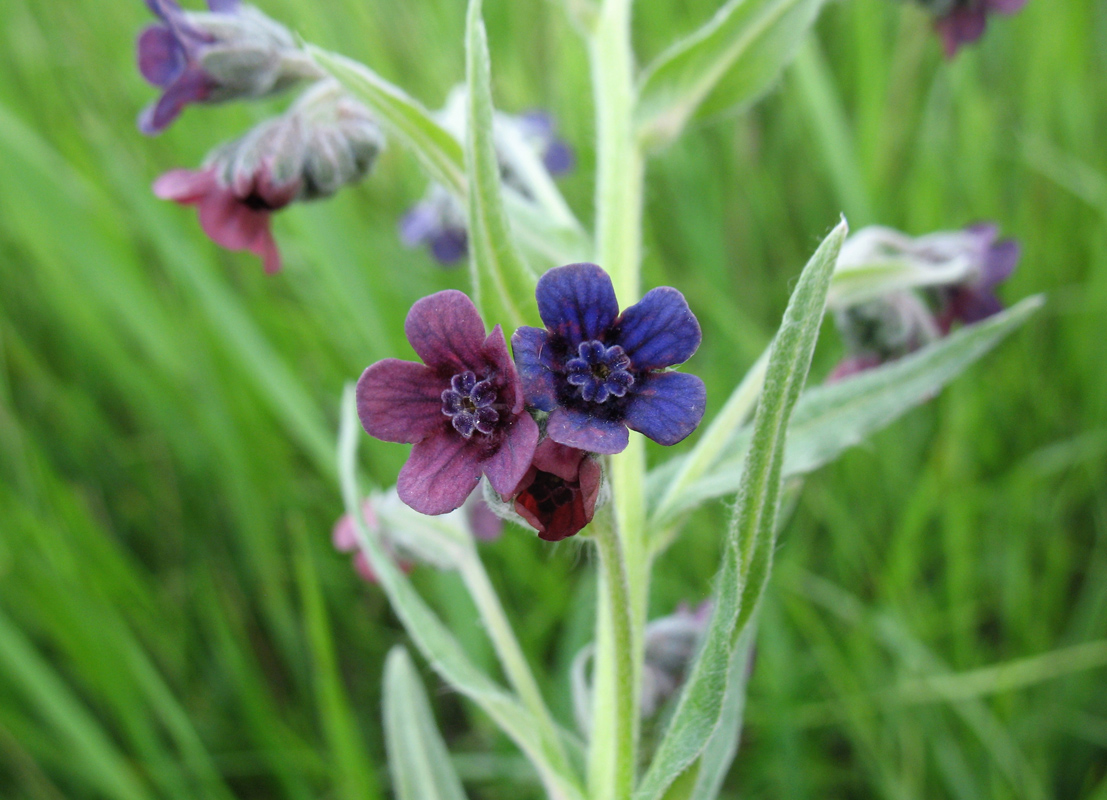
[634,220,846,800]
[649,295,1044,524]
[383,647,470,800]
[337,388,586,800]
[635,0,828,151]
[464,0,538,329]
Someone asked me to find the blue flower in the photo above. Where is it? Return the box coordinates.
[512,263,706,454]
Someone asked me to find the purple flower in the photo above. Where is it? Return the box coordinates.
[399,185,469,267]
[932,223,1019,331]
[514,111,575,177]
[512,264,705,455]
[641,601,712,716]
[507,439,602,542]
[930,0,1029,57]
[136,0,318,134]
[401,91,575,267]
[356,291,540,515]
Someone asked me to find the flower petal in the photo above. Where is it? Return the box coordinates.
[481,325,525,413]
[511,326,559,412]
[613,287,702,370]
[624,372,706,446]
[982,239,1019,288]
[206,0,241,12]
[481,412,539,496]
[986,0,1028,13]
[536,263,620,346]
[138,68,212,135]
[153,167,217,203]
[429,228,468,265]
[404,290,488,374]
[398,432,483,515]
[356,359,446,444]
[547,407,629,455]
[935,10,987,58]
[137,25,185,87]
[530,439,588,482]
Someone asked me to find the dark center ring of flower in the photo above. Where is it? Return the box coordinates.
[441,370,500,437]
[565,340,634,404]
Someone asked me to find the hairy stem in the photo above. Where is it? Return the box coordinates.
[588,0,647,796]
[589,514,638,800]
[457,545,570,771]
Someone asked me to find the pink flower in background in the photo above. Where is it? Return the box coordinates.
[154,165,296,273]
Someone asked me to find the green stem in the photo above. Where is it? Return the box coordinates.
[589,515,638,800]
[456,545,569,769]
[590,0,643,300]
[588,0,648,796]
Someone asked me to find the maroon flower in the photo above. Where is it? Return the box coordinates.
[933,0,1029,58]
[154,164,295,273]
[932,223,1019,332]
[356,291,539,516]
[508,439,601,542]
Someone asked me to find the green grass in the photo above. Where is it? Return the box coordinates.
[1,0,1105,797]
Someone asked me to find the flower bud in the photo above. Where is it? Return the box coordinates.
[137,0,323,134]
[331,487,499,583]
[154,82,383,272]
[504,439,603,542]
[640,602,712,717]
[570,601,712,734]
[828,223,1018,380]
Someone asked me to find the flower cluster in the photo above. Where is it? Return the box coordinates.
[830,223,1019,380]
[137,1,385,272]
[401,87,576,267]
[356,263,704,540]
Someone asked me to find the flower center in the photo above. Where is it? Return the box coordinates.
[565,341,634,403]
[441,370,500,437]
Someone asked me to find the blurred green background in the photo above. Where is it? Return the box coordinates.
[1,0,1105,797]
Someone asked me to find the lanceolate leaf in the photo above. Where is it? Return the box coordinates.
[464,0,537,329]
[648,295,1044,525]
[634,220,846,800]
[337,388,586,800]
[384,647,470,800]
[635,0,828,151]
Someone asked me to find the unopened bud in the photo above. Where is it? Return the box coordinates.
[137,0,324,134]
